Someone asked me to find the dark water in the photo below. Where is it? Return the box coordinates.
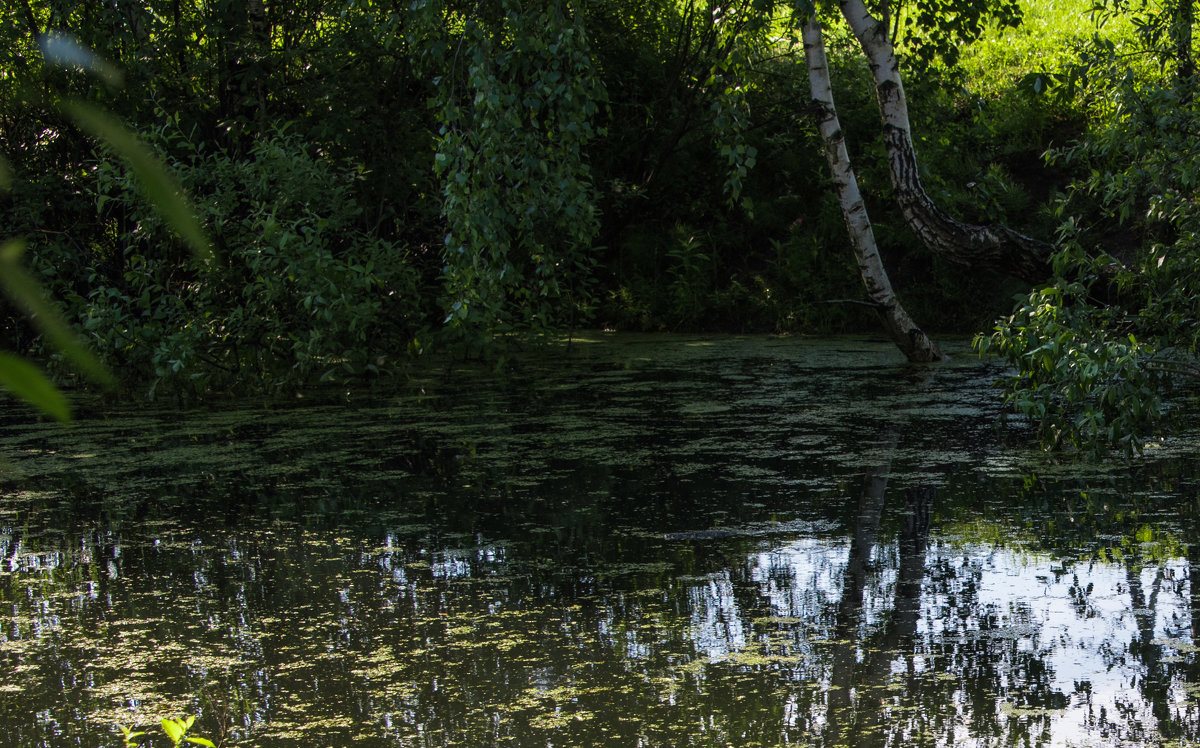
[2,334,1200,747]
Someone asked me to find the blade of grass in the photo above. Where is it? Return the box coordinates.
[0,239,115,388]
[0,352,71,422]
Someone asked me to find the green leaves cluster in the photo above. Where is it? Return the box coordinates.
[980,65,1200,453]
[119,716,216,747]
[424,0,604,348]
[898,0,1024,70]
[705,4,770,209]
[978,284,1162,453]
[69,123,423,397]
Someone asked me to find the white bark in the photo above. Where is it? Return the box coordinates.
[839,0,1052,284]
[802,17,943,363]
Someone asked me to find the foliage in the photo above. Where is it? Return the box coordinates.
[894,0,1025,70]
[978,283,1163,453]
[119,716,216,747]
[979,65,1200,453]
[1090,0,1195,84]
[66,122,423,397]
[420,0,604,349]
[62,98,212,260]
[0,238,114,390]
[0,0,1133,399]
[3,29,424,400]
[0,36,175,418]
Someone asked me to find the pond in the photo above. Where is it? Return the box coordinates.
[2,334,1199,747]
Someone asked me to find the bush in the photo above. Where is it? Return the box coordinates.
[39,122,425,398]
[979,73,1200,453]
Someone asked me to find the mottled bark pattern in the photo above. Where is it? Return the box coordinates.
[840,0,1052,284]
[803,18,944,362]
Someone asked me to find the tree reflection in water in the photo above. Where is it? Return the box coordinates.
[684,460,1200,747]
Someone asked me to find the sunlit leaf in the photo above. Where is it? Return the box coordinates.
[60,101,214,262]
[0,352,70,422]
[39,32,124,87]
[184,738,216,747]
[161,718,184,743]
[0,239,115,387]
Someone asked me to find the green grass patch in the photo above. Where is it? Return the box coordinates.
[958,0,1135,95]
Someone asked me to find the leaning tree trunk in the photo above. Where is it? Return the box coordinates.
[802,17,944,363]
[839,0,1052,285]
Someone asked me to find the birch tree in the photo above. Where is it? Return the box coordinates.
[795,0,1051,360]
[802,15,943,362]
[836,0,1053,284]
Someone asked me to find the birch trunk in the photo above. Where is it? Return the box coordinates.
[839,0,1052,284]
[802,17,944,363]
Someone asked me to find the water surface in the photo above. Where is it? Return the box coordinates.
[2,334,1199,746]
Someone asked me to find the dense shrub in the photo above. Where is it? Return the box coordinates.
[980,73,1200,452]
[0,0,1097,397]
[40,124,424,398]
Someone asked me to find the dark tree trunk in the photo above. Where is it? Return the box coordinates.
[1176,0,1195,86]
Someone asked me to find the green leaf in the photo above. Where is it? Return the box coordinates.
[0,240,114,387]
[161,718,184,744]
[184,738,216,747]
[60,101,213,262]
[118,724,145,742]
[0,353,71,422]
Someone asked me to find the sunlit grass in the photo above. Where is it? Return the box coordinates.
[958,0,1136,95]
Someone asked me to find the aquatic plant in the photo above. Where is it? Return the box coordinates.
[118,716,216,747]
